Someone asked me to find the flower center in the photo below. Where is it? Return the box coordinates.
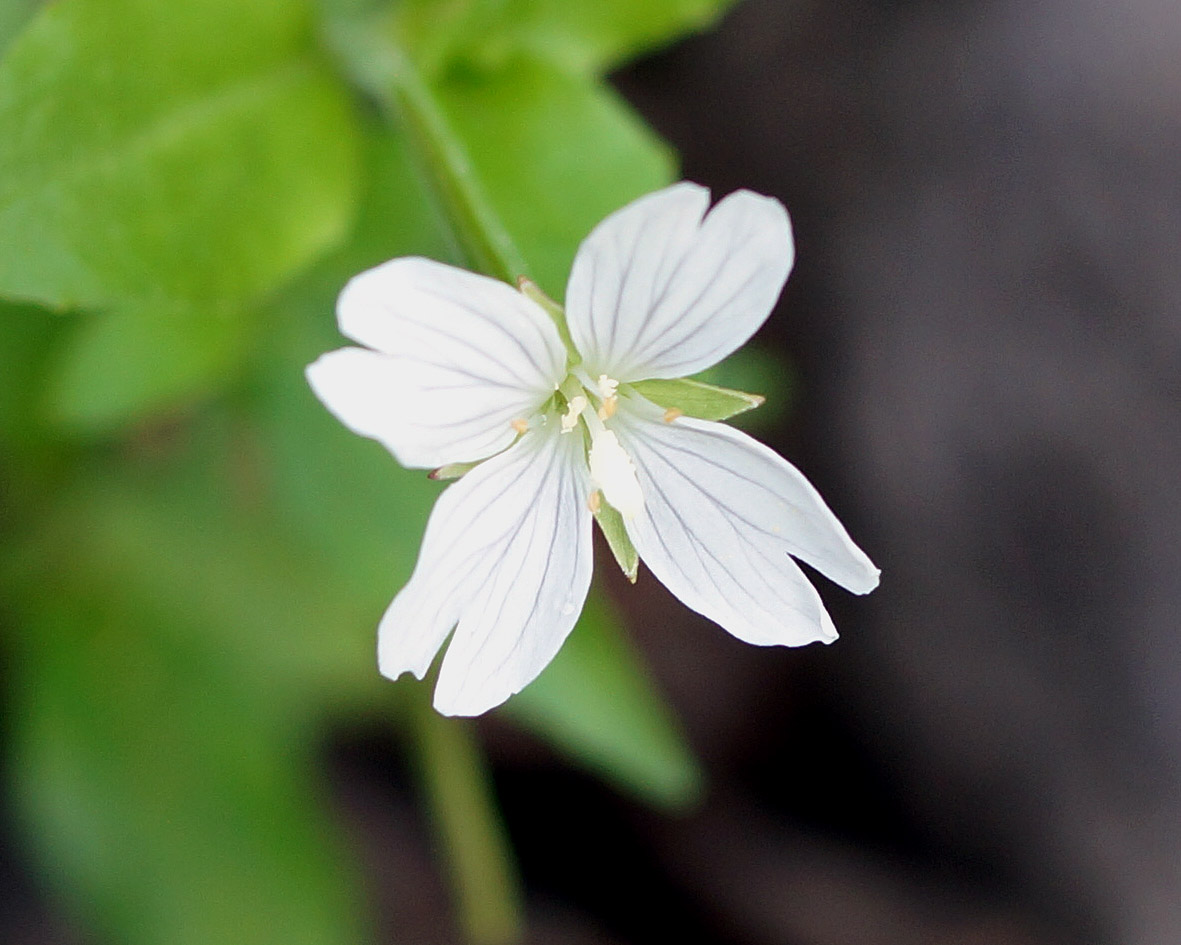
[557,372,643,519]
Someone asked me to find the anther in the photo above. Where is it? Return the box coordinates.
[596,375,619,399]
[587,490,602,514]
[511,418,529,434]
[663,407,683,423]
[561,395,587,433]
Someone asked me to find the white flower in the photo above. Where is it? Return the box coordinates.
[307,182,880,716]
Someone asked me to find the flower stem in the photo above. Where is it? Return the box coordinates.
[409,691,523,945]
[322,14,529,284]
[325,20,526,941]
[518,277,580,364]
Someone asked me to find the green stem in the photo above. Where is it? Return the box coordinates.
[326,20,528,942]
[518,277,579,363]
[323,15,529,283]
[409,692,523,945]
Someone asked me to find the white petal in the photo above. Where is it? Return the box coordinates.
[612,405,879,646]
[565,183,794,381]
[377,422,593,717]
[328,256,567,467]
[305,347,523,468]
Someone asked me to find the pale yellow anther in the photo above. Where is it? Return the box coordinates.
[561,395,587,433]
[596,375,619,399]
[663,407,683,423]
[587,489,602,514]
[597,395,618,420]
[511,418,529,434]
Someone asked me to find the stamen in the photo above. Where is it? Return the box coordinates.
[512,418,529,434]
[663,407,683,423]
[597,395,618,420]
[560,395,587,433]
[596,375,619,399]
[587,490,602,514]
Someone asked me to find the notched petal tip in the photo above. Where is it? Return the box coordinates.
[712,187,796,278]
[431,682,514,718]
[829,541,881,597]
[304,348,344,388]
[318,255,573,468]
[385,426,594,718]
[850,562,883,596]
[377,642,434,685]
[613,409,875,647]
[566,181,798,382]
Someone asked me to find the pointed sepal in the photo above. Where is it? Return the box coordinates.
[591,493,639,583]
[629,377,764,422]
[428,460,480,481]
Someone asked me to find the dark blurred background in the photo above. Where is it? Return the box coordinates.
[6,0,1181,942]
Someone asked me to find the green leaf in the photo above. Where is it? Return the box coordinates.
[396,0,740,75]
[11,613,368,945]
[248,121,457,599]
[592,499,638,583]
[0,0,36,54]
[435,54,675,296]
[506,595,704,811]
[0,300,66,517]
[630,375,766,422]
[328,23,675,297]
[4,483,376,945]
[45,300,255,432]
[0,299,61,445]
[0,0,361,431]
[0,0,358,309]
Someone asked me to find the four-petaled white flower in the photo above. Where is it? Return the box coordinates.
[307,182,880,716]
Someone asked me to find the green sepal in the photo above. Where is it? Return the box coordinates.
[592,497,638,583]
[428,460,480,481]
[629,376,765,421]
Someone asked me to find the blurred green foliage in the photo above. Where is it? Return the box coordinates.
[0,0,750,942]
